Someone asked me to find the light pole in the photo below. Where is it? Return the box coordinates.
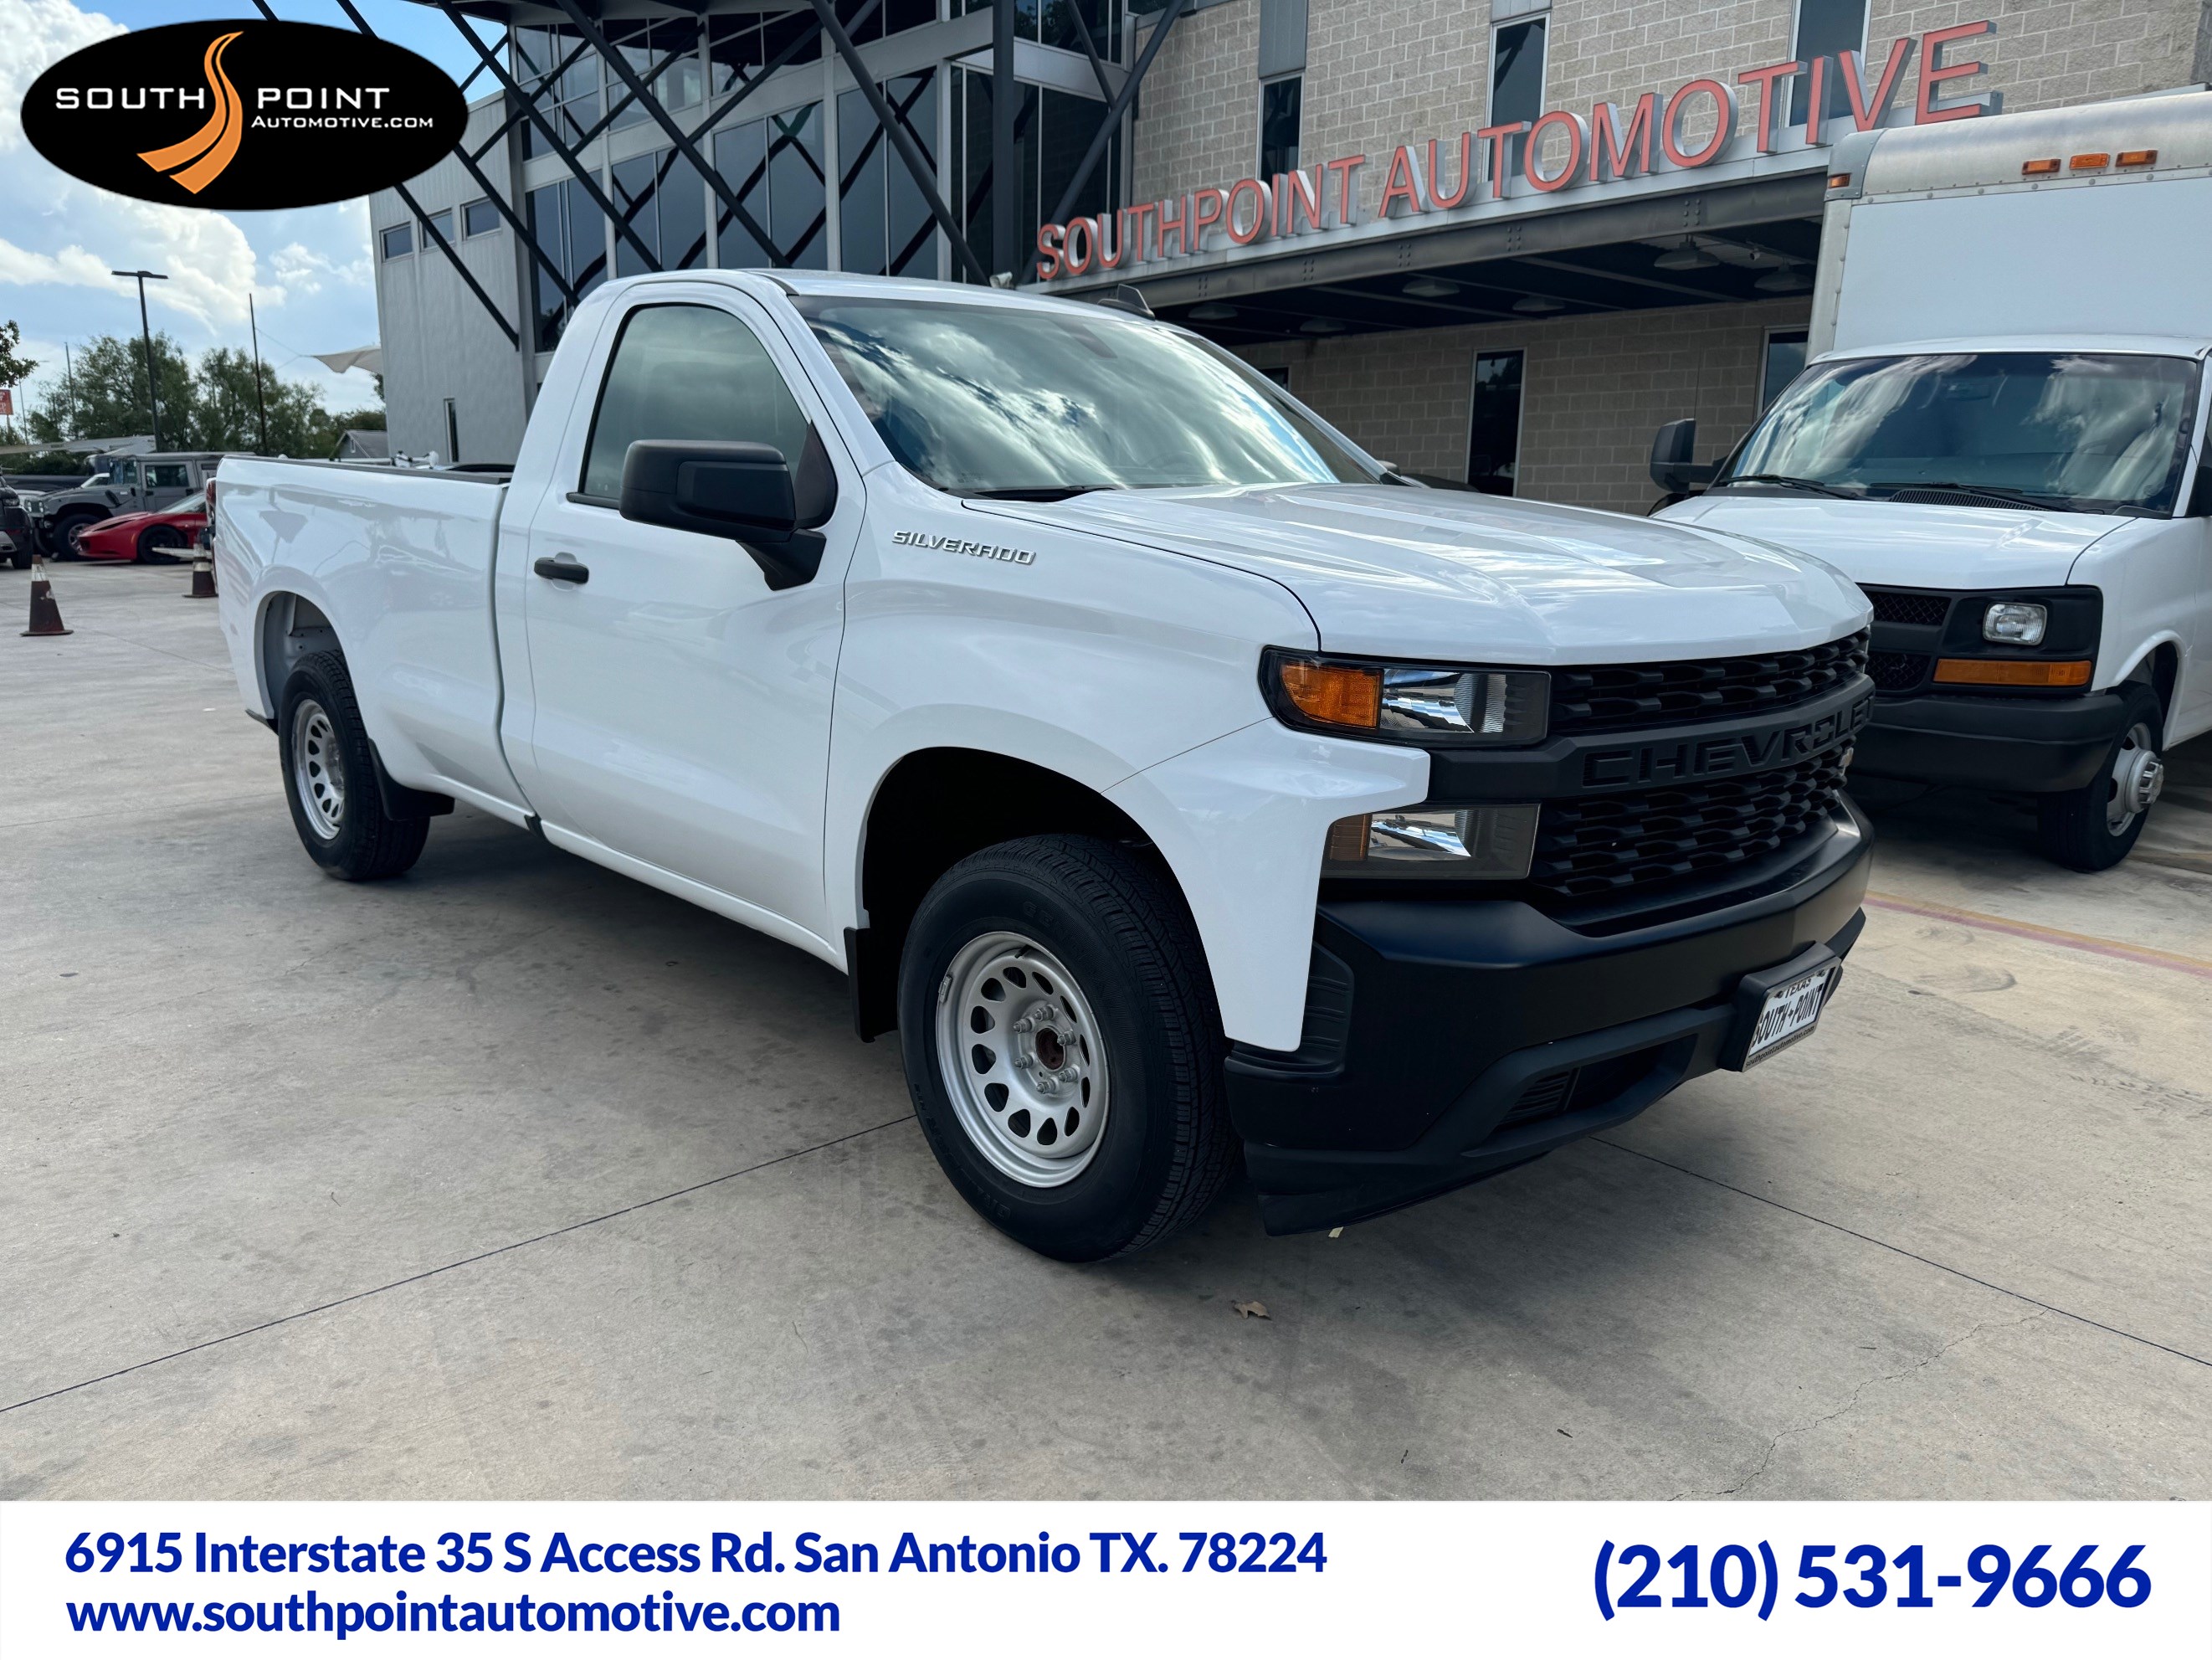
[110,269,169,450]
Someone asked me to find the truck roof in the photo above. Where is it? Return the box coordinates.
[1819,332,2212,362]
[600,267,1149,322]
[1837,88,2212,199]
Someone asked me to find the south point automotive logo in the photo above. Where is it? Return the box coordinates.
[23,19,465,210]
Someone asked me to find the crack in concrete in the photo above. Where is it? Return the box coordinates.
[1671,1311,2045,1501]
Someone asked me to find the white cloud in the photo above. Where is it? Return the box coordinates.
[0,0,383,412]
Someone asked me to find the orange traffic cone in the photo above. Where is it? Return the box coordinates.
[22,553,71,637]
[186,546,217,599]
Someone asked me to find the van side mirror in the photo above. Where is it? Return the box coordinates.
[619,439,826,590]
[2188,458,2212,518]
[1650,419,1720,496]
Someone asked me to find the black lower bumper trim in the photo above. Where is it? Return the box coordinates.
[1854,690,2130,793]
[1233,807,1873,1236]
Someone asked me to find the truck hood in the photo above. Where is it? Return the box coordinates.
[974,482,1869,663]
[1660,495,2129,588]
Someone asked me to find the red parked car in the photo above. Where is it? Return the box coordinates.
[72,489,208,562]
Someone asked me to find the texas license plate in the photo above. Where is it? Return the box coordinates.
[1742,963,1840,1066]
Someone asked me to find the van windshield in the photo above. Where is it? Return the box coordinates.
[1718,352,2200,516]
[794,296,1377,496]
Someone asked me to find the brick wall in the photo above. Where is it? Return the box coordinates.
[1239,297,1814,512]
[1132,0,2204,206]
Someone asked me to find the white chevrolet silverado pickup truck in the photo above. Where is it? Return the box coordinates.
[213,270,1875,1261]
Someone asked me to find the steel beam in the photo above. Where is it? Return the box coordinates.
[804,0,988,283]
[327,0,523,347]
[437,8,671,274]
[1046,0,1187,234]
[991,0,1017,279]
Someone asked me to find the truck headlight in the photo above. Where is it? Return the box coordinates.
[1323,805,1540,879]
[1266,650,1549,745]
[1983,602,2048,645]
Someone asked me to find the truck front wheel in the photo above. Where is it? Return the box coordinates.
[898,835,1236,1262]
[278,651,430,881]
[2036,683,2165,871]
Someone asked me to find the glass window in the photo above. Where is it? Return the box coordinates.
[714,120,773,267]
[1723,351,2203,516]
[1791,0,1868,126]
[1466,348,1524,496]
[950,69,1111,270]
[1260,75,1301,178]
[527,173,608,352]
[767,103,829,269]
[463,198,500,237]
[841,71,941,278]
[796,296,1378,493]
[709,13,765,92]
[145,463,191,490]
[379,224,412,260]
[420,208,453,246]
[1762,329,1809,410]
[582,305,813,500]
[1489,18,1545,182]
[518,24,599,159]
[617,148,710,276]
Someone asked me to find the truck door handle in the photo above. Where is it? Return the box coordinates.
[534,557,589,584]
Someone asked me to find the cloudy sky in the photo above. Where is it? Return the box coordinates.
[3,0,496,419]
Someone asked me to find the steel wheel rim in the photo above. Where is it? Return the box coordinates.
[935,931,1109,1188]
[290,699,346,840]
[2106,719,2163,833]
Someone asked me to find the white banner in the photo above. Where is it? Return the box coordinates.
[3,1502,2205,1655]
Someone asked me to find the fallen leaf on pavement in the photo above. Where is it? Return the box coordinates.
[1231,1300,1270,1319]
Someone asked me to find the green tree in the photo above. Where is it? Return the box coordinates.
[22,331,196,450]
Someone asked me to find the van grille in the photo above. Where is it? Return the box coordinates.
[1530,748,1852,900]
[1867,650,1931,693]
[1864,588,1951,627]
[1549,631,1869,734]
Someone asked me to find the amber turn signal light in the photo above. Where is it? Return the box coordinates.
[2022,157,2061,175]
[1933,658,2092,687]
[2069,152,2111,172]
[2117,148,2158,167]
[1278,658,1383,728]
[1826,172,1852,188]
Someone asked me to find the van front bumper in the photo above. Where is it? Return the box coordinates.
[1853,691,2131,794]
[1226,804,1873,1235]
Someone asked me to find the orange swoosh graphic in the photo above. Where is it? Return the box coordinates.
[137,30,244,193]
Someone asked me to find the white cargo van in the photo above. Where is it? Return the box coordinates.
[1652,91,2212,869]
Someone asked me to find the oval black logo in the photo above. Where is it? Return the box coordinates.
[22,19,464,210]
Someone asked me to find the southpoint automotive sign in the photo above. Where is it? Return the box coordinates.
[1034,22,1998,281]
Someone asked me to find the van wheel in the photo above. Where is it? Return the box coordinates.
[278,650,429,881]
[2036,683,2165,871]
[897,835,1235,1262]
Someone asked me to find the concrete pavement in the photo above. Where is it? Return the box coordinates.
[3,563,2207,1499]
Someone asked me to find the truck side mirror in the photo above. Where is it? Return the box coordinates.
[619,439,825,591]
[1650,419,1720,496]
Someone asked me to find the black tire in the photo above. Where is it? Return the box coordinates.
[7,544,28,571]
[897,835,1236,1262]
[278,650,430,881]
[136,525,185,563]
[51,513,99,559]
[2035,682,2165,871]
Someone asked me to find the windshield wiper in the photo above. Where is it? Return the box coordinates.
[957,485,1111,502]
[1867,481,2070,511]
[1712,473,1862,500]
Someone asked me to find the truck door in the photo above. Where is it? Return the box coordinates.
[510,290,858,948]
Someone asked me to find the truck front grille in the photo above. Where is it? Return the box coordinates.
[1530,748,1852,901]
[1864,588,1951,627]
[1548,630,1869,735]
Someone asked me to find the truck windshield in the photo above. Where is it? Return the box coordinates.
[1720,352,2200,516]
[794,296,1377,494]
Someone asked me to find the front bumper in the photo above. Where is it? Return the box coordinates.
[1229,803,1873,1234]
[1854,691,2131,793]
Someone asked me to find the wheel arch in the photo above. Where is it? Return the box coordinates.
[255,589,341,718]
[2114,634,2182,739]
[846,747,1178,1041]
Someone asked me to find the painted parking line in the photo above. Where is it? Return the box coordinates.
[1865,891,2212,984]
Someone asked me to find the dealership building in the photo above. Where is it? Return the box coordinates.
[372,0,2209,509]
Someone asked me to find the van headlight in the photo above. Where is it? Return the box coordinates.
[1983,602,2048,645]
[1265,650,1550,746]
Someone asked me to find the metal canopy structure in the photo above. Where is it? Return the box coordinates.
[1122,175,1828,347]
[351,0,1176,353]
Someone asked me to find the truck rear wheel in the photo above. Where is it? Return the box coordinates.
[897,835,1235,1262]
[278,651,430,881]
[2036,683,2165,871]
